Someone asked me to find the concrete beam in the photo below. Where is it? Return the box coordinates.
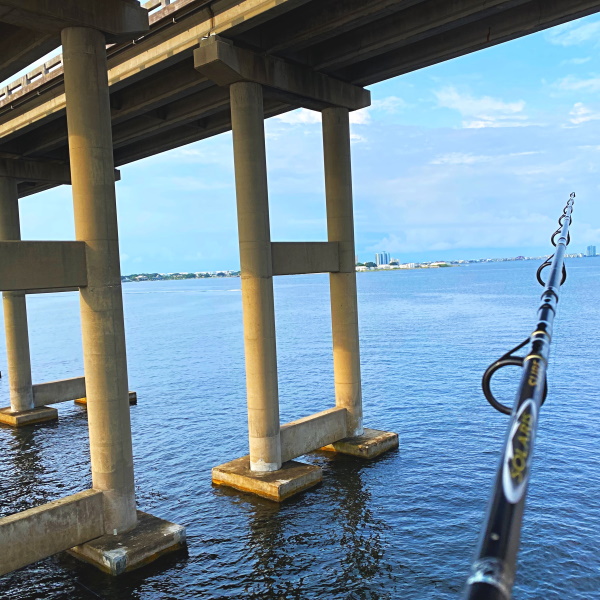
[194,35,370,110]
[254,0,422,53]
[0,241,87,291]
[311,0,530,71]
[271,242,340,276]
[0,489,104,576]
[0,27,58,86]
[0,158,70,183]
[0,1,149,41]
[280,407,348,463]
[32,376,86,407]
[113,99,289,166]
[336,0,600,85]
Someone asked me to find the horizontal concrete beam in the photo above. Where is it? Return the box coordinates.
[0,489,104,576]
[32,376,86,407]
[0,1,149,40]
[271,242,340,276]
[194,35,370,110]
[280,407,348,463]
[0,241,87,291]
[17,169,120,198]
[0,158,70,183]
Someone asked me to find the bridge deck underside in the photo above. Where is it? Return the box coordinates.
[1,0,599,197]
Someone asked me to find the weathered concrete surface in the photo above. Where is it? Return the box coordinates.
[213,456,322,502]
[32,376,86,406]
[280,407,347,463]
[230,81,282,473]
[320,428,399,459]
[75,391,137,406]
[194,35,370,111]
[0,489,103,576]
[271,242,340,276]
[323,108,364,436]
[0,241,87,291]
[63,26,137,534]
[68,511,186,576]
[0,405,57,427]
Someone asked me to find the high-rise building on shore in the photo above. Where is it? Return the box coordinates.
[376,251,390,266]
[587,245,597,257]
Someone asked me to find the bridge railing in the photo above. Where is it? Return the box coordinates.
[0,0,180,107]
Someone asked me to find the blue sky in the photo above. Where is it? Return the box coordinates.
[15,15,600,272]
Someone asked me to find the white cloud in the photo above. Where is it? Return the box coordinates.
[273,95,407,127]
[434,86,528,128]
[554,75,600,92]
[547,20,600,46]
[372,96,408,113]
[275,108,321,125]
[350,108,370,124]
[569,102,600,125]
[560,57,591,66]
[430,151,539,165]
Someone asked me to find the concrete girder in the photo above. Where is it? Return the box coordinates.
[194,35,370,111]
[310,0,531,71]
[334,0,600,85]
[0,241,87,291]
[0,490,104,576]
[246,0,423,54]
[271,242,340,276]
[0,26,57,86]
[0,0,149,41]
[113,98,289,165]
[111,85,230,150]
[0,157,70,183]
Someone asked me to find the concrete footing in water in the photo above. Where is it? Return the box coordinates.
[74,391,138,406]
[320,428,399,459]
[0,405,58,427]
[212,456,323,502]
[67,511,186,575]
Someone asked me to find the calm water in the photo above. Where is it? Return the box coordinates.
[0,260,598,600]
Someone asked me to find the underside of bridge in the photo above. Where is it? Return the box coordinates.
[1,0,599,197]
[0,0,598,582]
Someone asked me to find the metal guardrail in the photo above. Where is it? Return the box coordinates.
[0,0,177,105]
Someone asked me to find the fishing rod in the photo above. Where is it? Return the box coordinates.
[464,193,575,600]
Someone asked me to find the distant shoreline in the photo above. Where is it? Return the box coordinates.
[121,253,597,282]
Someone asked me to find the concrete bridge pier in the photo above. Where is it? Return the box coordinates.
[230,81,282,474]
[59,25,185,573]
[0,176,57,426]
[197,36,398,503]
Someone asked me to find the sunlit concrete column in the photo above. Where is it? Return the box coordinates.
[322,107,363,436]
[62,27,136,533]
[0,177,33,413]
[230,81,282,472]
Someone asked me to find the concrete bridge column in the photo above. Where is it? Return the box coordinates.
[62,26,136,533]
[322,108,363,436]
[0,177,57,426]
[230,81,282,472]
[61,28,185,573]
